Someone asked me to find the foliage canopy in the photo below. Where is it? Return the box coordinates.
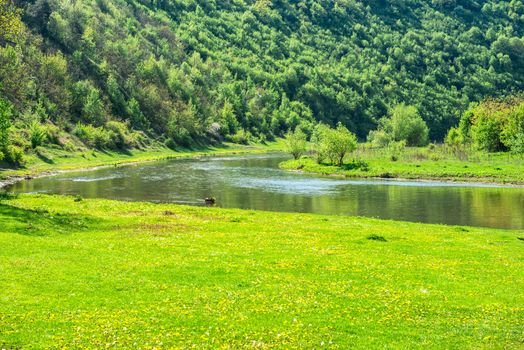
[0,0,523,152]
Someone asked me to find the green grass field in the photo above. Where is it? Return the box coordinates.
[1,195,522,349]
[280,146,524,184]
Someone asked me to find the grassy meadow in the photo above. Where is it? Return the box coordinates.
[281,145,524,184]
[0,194,523,349]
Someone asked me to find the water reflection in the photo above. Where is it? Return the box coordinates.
[7,153,524,229]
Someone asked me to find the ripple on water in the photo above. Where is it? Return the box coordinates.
[63,175,125,183]
[234,177,350,195]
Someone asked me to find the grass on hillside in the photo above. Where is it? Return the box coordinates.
[0,194,523,349]
[0,140,285,180]
[281,145,524,184]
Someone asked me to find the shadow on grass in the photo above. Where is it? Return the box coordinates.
[318,160,370,171]
[0,200,101,237]
[172,143,228,152]
[36,151,55,164]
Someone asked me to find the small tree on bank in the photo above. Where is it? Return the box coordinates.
[368,104,429,147]
[447,97,524,154]
[284,128,307,159]
[311,124,330,164]
[324,123,358,166]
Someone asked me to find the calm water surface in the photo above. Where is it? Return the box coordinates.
[7,153,524,229]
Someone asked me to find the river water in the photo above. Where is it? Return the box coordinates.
[7,153,524,229]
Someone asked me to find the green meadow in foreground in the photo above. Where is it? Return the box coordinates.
[281,147,524,184]
[0,195,523,349]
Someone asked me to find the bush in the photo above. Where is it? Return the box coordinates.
[105,121,138,149]
[311,124,331,164]
[471,114,505,152]
[73,124,114,149]
[501,102,524,154]
[5,145,25,166]
[445,127,470,159]
[386,140,406,162]
[230,129,253,145]
[324,123,358,166]
[367,129,391,148]
[456,97,524,153]
[445,127,462,147]
[63,140,77,153]
[169,126,192,147]
[284,128,307,159]
[0,99,12,152]
[368,104,429,147]
[0,99,24,166]
[310,123,358,166]
[165,138,177,150]
[29,121,47,149]
[44,124,62,145]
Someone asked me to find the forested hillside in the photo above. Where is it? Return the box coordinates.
[1,0,523,155]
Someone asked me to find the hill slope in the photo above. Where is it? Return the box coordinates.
[1,0,523,151]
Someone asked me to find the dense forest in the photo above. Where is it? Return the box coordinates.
[1,0,523,157]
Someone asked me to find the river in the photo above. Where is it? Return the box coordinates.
[6,153,524,229]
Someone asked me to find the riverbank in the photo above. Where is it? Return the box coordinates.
[280,148,524,185]
[0,141,284,189]
[0,194,522,348]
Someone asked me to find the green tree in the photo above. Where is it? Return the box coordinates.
[387,104,429,147]
[0,0,22,41]
[501,102,524,154]
[284,128,307,160]
[0,98,11,159]
[220,100,239,136]
[368,105,430,147]
[127,98,148,130]
[29,121,47,149]
[471,115,505,152]
[460,99,511,152]
[311,123,331,164]
[85,89,105,125]
[325,123,358,166]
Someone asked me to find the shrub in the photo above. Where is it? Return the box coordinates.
[230,129,253,145]
[29,121,47,149]
[284,128,307,159]
[311,124,331,164]
[63,140,77,153]
[445,127,470,159]
[387,140,406,162]
[105,121,137,149]
[169,126,192,147]
[501,102,524,154]
[445,127,462,147]
[73,124,114,149]
[389,104,429,146]
[44,124,62,145]
[368,104,429,147]
[310,123,358,166]
[471,114,505,152]
[5,145,25,166]
[456,97,524,153]
[165,138,177,150]
[324,123,358,166]
[367,129,391,148]
[0,99,24,166]
[0,99,12,152]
